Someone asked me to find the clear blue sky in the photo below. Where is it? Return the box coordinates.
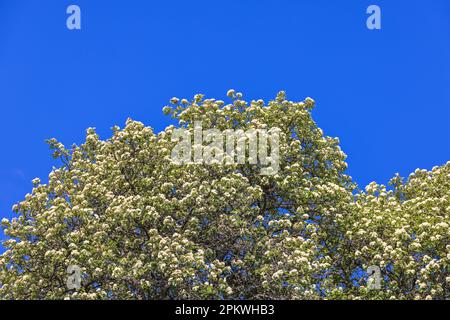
[1,0,449,247]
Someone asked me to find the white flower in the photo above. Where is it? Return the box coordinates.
[272,270,283,280]
[162,106,172,115]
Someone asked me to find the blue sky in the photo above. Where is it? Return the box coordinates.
[0,0,449,246]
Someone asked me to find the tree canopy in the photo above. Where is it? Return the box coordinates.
[1,91,448,300]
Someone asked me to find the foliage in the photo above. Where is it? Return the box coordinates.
[0,91,448,299]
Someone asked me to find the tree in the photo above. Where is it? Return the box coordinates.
[0,91,448,300]
[334,165,449,299]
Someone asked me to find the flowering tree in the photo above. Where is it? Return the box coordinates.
[0,91,448,300]
[334,165,449,299]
